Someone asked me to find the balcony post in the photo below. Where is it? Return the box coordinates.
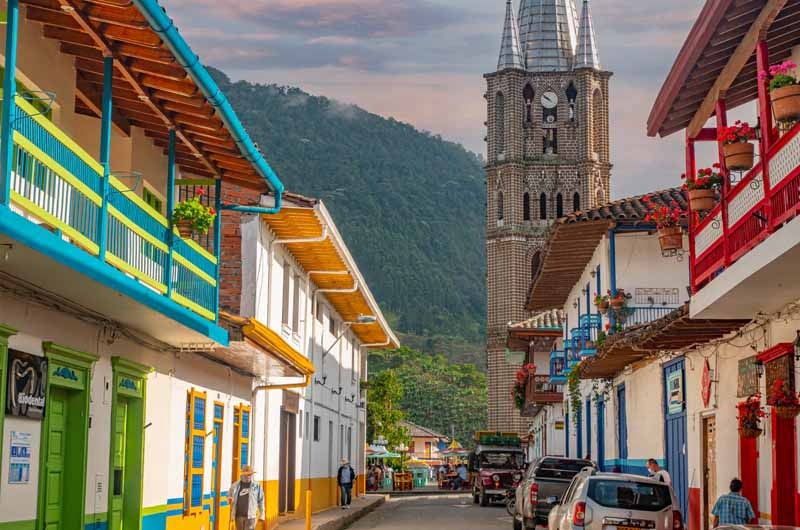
[213,178,222,322]
[96,56,114,260]
[164,128,176,297]
[607,227,617,333]
[0,0,19,207]
[685,134,697,294]
[756,39,774,231]
[715,97,731,267]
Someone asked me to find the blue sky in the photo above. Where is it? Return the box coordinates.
[161,0,708,198]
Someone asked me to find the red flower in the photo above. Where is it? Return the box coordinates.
[197,189,205,196]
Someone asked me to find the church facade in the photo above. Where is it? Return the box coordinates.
[485,0,612,433]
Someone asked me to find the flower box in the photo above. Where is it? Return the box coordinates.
[772,84,800,122]
[722,142,754,172]
[688,189,716,212]
[773,404,800,419]
[738,427,762,439]
[658,226,683,252]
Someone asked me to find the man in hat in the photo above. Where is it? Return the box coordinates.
[228,465,265,530]
[337,458,357,509]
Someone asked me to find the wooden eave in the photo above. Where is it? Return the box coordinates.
[648,0,800,138]
[21,0,270,190]
[579,304,750,379]
[261,202,397,348]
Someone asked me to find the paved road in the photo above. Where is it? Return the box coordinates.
[347,494,513,530]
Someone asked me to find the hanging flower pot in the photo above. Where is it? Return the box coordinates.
[722,142,755,171]
[688,188,716,212]
[172,191,216,239]
[597,301,609,315]
[738,427,762,439]
[175,219,194,238]
[658,226,683,252]
[610,298,625,310]
[772,84,800,122]
[773,404,800,419]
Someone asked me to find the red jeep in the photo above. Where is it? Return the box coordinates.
[469,436,525,506]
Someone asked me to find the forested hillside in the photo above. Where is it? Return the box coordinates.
[210,68,486,352]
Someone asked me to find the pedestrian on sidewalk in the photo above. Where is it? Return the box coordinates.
[712,478,756,527]
[337,458,357,510]
[228,465,265,530]
[646,459,671,485]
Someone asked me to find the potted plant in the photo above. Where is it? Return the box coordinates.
[511,363,535,413]
[737,394,765,438]
[172,190,216,238]
[682,167,723,212]
[610,289,627,310]
[594,292,610,314]
[761,60,800,122]
[643,196,684,251]
[767,379,800,419]
[717,121,756,171]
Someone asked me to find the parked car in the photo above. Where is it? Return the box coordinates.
[546,470,682,530]
[513,457,596,530]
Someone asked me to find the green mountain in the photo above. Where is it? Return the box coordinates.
[211,68,486,351]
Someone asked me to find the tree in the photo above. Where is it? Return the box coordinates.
[366,370,408,450]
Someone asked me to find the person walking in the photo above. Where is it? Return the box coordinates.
[228,465,265,530]
[712,478,756,527]
[646,458,672,485]
[337,458,356,509]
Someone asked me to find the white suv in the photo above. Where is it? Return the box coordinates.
[547,470,683,530]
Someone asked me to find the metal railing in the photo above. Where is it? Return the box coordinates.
[619,306,679,329]
[7,96,218,320]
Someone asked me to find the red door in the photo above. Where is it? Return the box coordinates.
[737,406,759,522]
[771,413,797,525]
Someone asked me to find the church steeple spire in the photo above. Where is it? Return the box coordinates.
[497,0,524,71]
[574,0,601,69]
[518,0,579,72]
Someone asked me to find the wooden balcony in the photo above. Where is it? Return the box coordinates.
[522,375,563,416]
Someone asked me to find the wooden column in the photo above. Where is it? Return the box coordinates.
[756,39,775,231]
[686,133,698,293]
[715,98,732,267]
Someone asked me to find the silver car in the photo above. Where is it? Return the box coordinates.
[547,470,683,530]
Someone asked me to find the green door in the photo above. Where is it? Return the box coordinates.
[42,387,68,530]
[109,399,128,530]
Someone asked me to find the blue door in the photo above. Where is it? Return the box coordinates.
[617,384,628,469]
[663,359,688,519]
[585,398,592,459]
[576,407,583,457]
[597,399,605,470]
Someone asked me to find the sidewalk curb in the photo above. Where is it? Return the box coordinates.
[315,495,387,530]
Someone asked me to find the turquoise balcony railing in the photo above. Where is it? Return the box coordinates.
[579,314,602,328]
[7,96,218,320]
[620,306,678,329]
[549,350,566,383]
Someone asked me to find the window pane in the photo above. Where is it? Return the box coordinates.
[242,410,250,438]
[193,397,205,430]
[191,474,203,507]
[292,274,301,331]
[192,435,204,467]
[587,480,672,511]
[282,263,291,325]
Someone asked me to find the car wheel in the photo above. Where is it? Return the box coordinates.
[513,514,523,530]
[480,489,489,507]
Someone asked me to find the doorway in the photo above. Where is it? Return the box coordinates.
[232,404,251,482]
[737,403,758,521]
[702,416,716,530]
[617,385,628,469]
[278,409,297,513]
[663,358,688,519]
[212,403,224,530]
[596,399,605,470]
[37,343,97,530]
[771,413,797,525]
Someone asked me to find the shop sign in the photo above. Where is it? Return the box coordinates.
[667,370,684,414]
[554,421,565,431]
[737,356,759,398]
[8,431,32,484]
[6,350,47,419]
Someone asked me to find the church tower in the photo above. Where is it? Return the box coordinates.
[485,0,612,433]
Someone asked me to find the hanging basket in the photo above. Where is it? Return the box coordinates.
[738,427,762,439]
[658,226,683,252]
[723,142,755,171]
[689,189,716,212]
[597,301,609,315]
[772,84,800,122]
[175,219,194,239]
[773,405,800,419]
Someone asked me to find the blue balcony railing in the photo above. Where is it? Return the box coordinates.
[549,351,566,383]
[621,306,678,329]
[7,96,218,321]
[579,314,602,329]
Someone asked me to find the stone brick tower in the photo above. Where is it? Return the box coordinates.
[485,0,612,433]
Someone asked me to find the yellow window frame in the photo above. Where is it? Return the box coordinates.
[232,403,251,482]
[184,388,207,516]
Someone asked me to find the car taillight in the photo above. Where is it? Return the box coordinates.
[673,511,683,530]
[530,483,539,504]
[572,502,586,527]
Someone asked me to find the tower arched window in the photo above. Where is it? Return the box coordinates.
[567,82,578,122]
[523,84,534,124]
[531,251,541,280]
[523,192,531,221]
[556,193,564,218]
[497,191,504,221]
[573,192,581,212]
[539,193,547,220]
[495,92,505,155]
[592,88,603,157]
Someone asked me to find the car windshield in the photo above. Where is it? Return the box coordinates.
[479,452,522,469]
[588,480,672,512]
[535,459,594,479]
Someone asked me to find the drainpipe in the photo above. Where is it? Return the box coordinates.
[0,0,19,206]
[607,227,617,334]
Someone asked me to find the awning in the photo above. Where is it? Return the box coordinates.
[648,0,800,138]
[580,304,750,379]
[19,0,282,192]
[210,312,314,381]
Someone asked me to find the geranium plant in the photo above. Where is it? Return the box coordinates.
[767,379,800,407]
[511,363,536,413]
[761,60,798,91]
[717,121,755,145]
[643,196,684,229]
[594,292,609,306]
[172,189,216,236]
[737,394,766,436]
[683,166,723,191]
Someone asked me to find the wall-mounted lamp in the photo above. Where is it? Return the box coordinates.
[590,269,597,278]
[755,359,765,379]
[573,300,578,309]
[581,287,589,296]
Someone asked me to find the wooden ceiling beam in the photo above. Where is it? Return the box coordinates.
[75,72,130,135]
[687,0,789,137]
[54,0,221,178]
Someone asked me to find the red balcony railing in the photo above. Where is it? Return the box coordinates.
[691,122,800,292]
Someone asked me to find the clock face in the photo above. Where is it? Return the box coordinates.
[541,91,558,109]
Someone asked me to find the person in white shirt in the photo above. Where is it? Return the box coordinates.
[647,459,672,485]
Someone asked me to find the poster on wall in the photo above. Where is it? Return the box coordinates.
[6,349,47,419]
[737,356,760,398]
[8,431,32,484]
[667,370,684,414]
